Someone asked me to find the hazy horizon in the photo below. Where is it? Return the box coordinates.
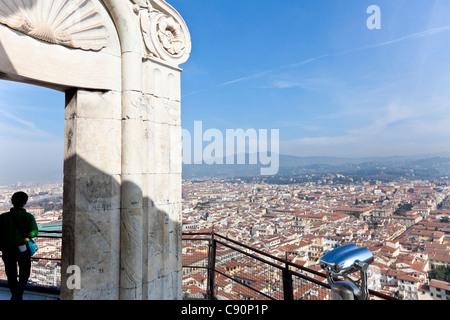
[2,1,450,184]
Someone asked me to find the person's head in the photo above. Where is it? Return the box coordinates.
[11,192,28,208]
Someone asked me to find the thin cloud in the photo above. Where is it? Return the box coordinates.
[0,109,37,130]
[280,54,330,70]
[281,96,450,158]
[0,109,53,140]
[218,70,273,87]
[183,25,450,97]
[181,70,275,97]
[338,25,450,55]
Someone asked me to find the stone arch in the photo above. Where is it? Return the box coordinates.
[0,0,191,300]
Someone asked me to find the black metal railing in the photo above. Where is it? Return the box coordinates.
[0,231,62,294]
[182,232,399,300]
[0,230,399,300]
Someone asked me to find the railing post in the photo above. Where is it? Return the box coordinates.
[207,232,216,300]
[283,255,294,300]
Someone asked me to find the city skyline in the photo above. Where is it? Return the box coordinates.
[2,0,450,184]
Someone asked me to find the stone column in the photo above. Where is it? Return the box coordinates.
[119,66,145,299]
[105,0,190,300]
[61,89,122,300]
[100,0,191,300]
[142,61,184,299]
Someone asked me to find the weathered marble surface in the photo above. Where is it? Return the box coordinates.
[0,0,190,300]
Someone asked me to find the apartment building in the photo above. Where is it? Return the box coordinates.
[419,279,450,300]
[428,279,450,300]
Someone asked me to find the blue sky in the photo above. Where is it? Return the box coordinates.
[176,0,450,158]
[1,0,450,184]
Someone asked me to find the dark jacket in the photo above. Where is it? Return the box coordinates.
[0,208,39,252]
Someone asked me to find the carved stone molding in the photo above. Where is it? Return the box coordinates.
[0,0,109,51]
[132,0,191,66]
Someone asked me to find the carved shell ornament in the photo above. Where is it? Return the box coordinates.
[0,0,109,51]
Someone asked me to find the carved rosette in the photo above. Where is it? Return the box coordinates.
[133,0,191,66]
[0,0,109,51]
[157,15,185,56]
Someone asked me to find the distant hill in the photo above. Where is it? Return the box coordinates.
[182,152,450,180]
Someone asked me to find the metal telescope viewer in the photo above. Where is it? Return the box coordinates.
[319,244,374,300]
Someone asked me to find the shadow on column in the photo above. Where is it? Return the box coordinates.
[61,154,182,300]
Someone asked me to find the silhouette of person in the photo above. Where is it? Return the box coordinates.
[0,192,39,300]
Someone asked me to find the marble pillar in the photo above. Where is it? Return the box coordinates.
[142,61,184,299]
[61,90,122,300]
[0,0,191,300]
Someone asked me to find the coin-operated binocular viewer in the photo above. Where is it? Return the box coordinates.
[320,244,374,300]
